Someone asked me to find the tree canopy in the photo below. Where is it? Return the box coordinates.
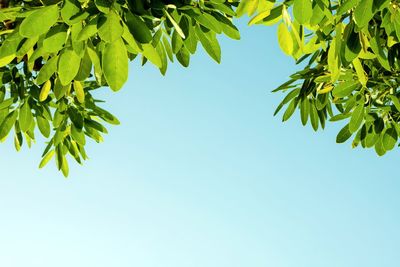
[0,0,399,176]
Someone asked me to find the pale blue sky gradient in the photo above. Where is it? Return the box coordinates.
[1,21,400,267]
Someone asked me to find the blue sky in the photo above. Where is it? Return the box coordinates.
[1,21,400,267]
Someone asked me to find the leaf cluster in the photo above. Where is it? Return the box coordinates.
[0,0,240,176]
[243,0,400,156]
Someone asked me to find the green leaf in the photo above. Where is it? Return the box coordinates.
[337,0,361,15]
[36,56,58,85]
[61,0,81,25]
[342,22,361,65]
[77,17,98,41]
[352,58,367,86]
[58,49,81,86]
[0,111,17,141]
[19,5,59,38]
[389,95,400,112]
[165,11,185,38]
[71,124,86,146]
[39,150,55,169]
[300,98,309,125]
[19,101,33,132]
[0,98,14,110]
[102,38,128,91]
[43,24,68,54]
[95,0,112,13]
[336,124,352,143]
[282,98,297,121]
[293,0,313,25]
[374,135,386,156]
[369,34,391,71]
[349,103,364,133]
[194,13,222,34]
[382,125,397,151]
[195,25,221,63]
[74,50,92,81]
[332,80,360,98]
[277,23,293,55]
[310,103,319,131]
[142,43,162,68]
[354,0,374,29]
[37,116,51,138]
[98,11,123,43]
[125,12,152,43]
[176,47,190,67]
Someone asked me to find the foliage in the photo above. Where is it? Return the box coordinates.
[0,0,240,176]
[2,0,400,176]
[241,0,400,156]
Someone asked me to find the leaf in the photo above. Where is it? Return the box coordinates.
[195,25,221,63]
[176,47,190,67]
[142,43,162,68]
[332,80,360,98]
[37,116,51,138]
[164,10,185,38]
[39,80,52,102]
[354,0,374,29]
[336,124,352,143]
[337,0,361,15]
[293,0,313,25]
[277,23,293,56]
[369,34,391,71]
[352,57,367,86]
[98,11,123,43]
[310,103,319,131]
[71,124,86,146]
[300,98,309,125]
[43,24,68,53]
[19,5,59,38]
[0,98,14,110]
[58,49,81,86]
[349,103,364,133]
[39,150,55,169]
[19,101,33,132]
[0,111,17,141]
[61,0,81,25]
[125,12,152,43]
[77,17,98,41]
[374,135,386,156]
[342,22,361,65]
[36,56,58,85]
[102,38,128,91]
[282,98,297,121]
[73,80,85,103]
[249,10,272,25]
[382,125,397,151]
[95,0,112,13]
[194,13,222,34]
[389,95,400,112]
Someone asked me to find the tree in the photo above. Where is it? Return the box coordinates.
[0,0,240,176]
[1,0,399,176]
[241,0,400,156]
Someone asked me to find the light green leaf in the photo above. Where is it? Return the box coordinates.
[277,23,293,55]
[102,38,128,91]
[293,0,313,25]
[58,49,81,86]
[349,103,364,133]
[19,5,59,38]
[98,11,123,43]
[195,25,221,63]
[19,101,33,132]
[354,0,374,29]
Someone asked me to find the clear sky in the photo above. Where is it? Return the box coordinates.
[1,20,400,267]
